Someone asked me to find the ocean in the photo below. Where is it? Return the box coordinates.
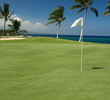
[30,34,110,44]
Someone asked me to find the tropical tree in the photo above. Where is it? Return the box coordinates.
[70,0,98,40]
[19,30,28,37]
[103,1,110,16]
[46,6,66,38]
[8,19,21,36]
[0,3,14,36]
[70,0,98,72]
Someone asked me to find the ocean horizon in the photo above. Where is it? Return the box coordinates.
[29,34,110,44]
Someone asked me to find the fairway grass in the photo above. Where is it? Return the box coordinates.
[0,37,110,100]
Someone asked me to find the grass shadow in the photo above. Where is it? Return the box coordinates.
[92,67,104,69]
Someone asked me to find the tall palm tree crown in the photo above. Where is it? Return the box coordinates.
[70,0,98,17]
[8,19,21,35]
[103,1,110,16]
[0,3,14,32]
[46,6,66,26]
[70,0,98,72]
[46,6,66,38]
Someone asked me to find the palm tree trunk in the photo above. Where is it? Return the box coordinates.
[15,30,17,37]
[56,23,61,38]
[83,8,87,28]
[3,20,6,37]
[80,8,87,41]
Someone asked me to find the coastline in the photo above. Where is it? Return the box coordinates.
[30,34,110,44]
[0,34,110,44]
[0,38,26,40]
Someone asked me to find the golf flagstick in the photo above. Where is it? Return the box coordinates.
[70,17,84,72]
[79,25,84,72]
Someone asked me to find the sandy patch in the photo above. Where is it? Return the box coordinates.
[0,38,26,40]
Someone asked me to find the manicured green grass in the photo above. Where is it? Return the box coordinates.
[0,37,110,100]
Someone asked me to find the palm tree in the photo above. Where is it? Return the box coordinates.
[103,1,110,16]
[19,30,28,37]
[70,0,98,39]
[46,6,66,38]
[70,0,98,72]
[0,3,14,36]
[8,19,21,36]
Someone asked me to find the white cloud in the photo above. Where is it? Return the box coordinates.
[36,22,41,26]
[25,21,30,24]
[0,14,47,33]
[11,14,22,21]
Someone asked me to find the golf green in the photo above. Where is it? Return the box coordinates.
[0,37,110,100]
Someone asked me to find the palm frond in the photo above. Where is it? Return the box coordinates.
[50,6,64,18]
[45,21,57,26]
[46,6,66,26]
[50,6,63,13]
[106,5,110,11]
[103,1,110,16]
[19,30,28,33]
[3,3,10,17]
[50,12,63,19]
[90,7,98,17]
[62,17,66,21]
[0,3,14,21]
[103,11,110,16]
[85,0,92,3]
[9,19,14,23]
[74,0,84,4]
[88,0,94,6]
[57,6,64,11]
[55,22,60,26]
[70,5,83,10]
[107,1,110,4]
[8,24,13,28]
[8,11,14,18]
[48,16,57,20]
[75,7,85,15]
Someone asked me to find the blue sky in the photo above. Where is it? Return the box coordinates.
[0,0,110,36]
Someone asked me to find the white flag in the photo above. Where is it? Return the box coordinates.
[71,17,83,28]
